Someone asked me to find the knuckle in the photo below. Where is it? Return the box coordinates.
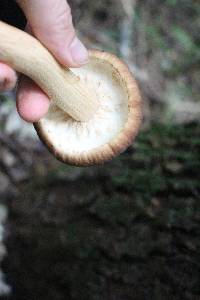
[58,3,74,32]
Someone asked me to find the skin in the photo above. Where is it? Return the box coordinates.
[0,0,88,122]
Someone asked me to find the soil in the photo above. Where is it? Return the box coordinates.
[1,122,200,300]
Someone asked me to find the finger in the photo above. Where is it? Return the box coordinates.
[17,0,88,67]
[0,62,17,92]
[16,76,50,123]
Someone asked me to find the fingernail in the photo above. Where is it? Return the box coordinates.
[70,37,89,65]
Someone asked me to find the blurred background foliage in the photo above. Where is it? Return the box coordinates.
[0,0,200,299]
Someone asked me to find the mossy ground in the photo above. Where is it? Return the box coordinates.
[2,122,200,300]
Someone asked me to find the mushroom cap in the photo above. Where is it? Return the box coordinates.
[34,50,142,166]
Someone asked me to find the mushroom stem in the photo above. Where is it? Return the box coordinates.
[0,21,98,122]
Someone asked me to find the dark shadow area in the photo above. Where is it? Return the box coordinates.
[2,122,200,300]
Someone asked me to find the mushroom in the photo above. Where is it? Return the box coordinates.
[0,21,142,166]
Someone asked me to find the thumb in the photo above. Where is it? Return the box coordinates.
[17,0,88,67]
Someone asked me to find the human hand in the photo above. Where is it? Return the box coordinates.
[0,0,88,122]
